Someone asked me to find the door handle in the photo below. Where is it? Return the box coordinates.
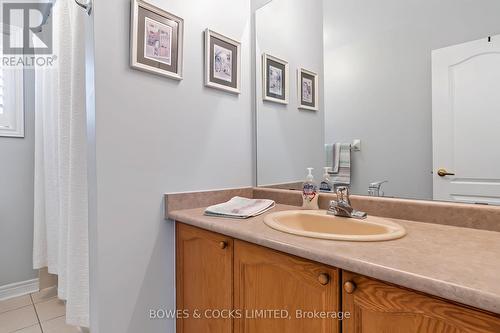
[437,168,455,177]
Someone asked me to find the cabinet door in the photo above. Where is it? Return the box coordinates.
[234,240,340,333]
[342,271,500,333]
[176,223,233,333]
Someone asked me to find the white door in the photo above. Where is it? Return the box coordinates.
[432,35,500,205]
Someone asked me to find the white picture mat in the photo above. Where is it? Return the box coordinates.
[268,65,283,95]
[143,16,172,65]
[302,77,313,103]
[213,44,233,83]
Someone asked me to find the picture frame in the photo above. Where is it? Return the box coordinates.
[262,53,289,104]
[204,29,241,94]
[297,68,319,111]
[130,0,184,80]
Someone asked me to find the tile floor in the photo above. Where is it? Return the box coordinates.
[0,287,80,333]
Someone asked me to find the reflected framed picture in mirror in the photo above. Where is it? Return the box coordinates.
[297,68,318,111]
[204,29,241,94]
[130,0,184,80]
[262,53,289,104]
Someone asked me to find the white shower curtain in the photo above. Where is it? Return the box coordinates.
[33,0,89,328]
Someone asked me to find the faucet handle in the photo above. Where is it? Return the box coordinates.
[369,180,388,189]
[368,180,388,197]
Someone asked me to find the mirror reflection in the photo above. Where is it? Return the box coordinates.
[255,0,500,204]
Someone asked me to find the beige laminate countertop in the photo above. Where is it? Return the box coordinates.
[169,204,500,315]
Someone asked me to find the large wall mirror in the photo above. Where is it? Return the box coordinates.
[255,0,500,204]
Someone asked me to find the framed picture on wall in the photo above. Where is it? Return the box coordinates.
[297,68,318,111]
[262,53,289,104]
[204,29,241,94]
[130,0,184,80]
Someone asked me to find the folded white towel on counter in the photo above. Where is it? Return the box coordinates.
[204,197,276,219]
[330,143,351,185]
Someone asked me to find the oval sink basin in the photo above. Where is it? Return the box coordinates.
[264,210,406,241]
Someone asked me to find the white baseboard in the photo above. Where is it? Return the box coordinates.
[0,279,39,301]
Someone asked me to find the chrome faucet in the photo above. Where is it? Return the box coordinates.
[368,180,388,197]
[328,186,367,219]
[328,186,353,217]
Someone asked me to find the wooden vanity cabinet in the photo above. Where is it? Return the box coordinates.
[234,240,340,333]
[176,223,500,333]
[342,271,500,333]
[176,223,233,333]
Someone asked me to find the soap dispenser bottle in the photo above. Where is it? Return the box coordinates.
[320,167,333,192]
[302,168,319,210]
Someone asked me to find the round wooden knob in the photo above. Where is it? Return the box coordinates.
[344,281,357,294]
[318,273,330,285]
[219,241,228,249]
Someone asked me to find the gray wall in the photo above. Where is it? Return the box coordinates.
[91,0,253,332]
[0,69,37,286]
[256,0,325,186]
[323,0,500,199]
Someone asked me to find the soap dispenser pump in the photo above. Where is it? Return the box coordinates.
[320,167,333,192]
[302,168,319,210]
